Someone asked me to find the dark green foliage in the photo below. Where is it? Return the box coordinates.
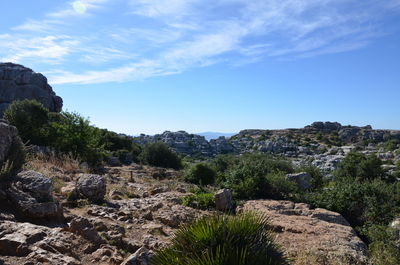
[309,179,399,227]
[151,212,289,265]
[183,163,216,185]
[335,151,385,182]
[0,135,25,180]
[139,142,182,169]
[360,225,400,265]
[49,112,104,167]
[215,154,294,199]
[182,189,215,210]
[100,130,142,164]
[3,100,50,145]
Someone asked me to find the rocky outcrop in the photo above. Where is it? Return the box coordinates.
[121,247,154,265]
[0,63,62,117]
[0,120,22,166]
[239,200,369,265]
[6,172,63,221]
[74,174,106,202]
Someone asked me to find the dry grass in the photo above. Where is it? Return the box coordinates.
[24,152,84,175]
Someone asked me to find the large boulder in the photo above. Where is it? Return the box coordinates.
[214,189,233,211]
[239,200,368,265]
[75,174,106,202]
[15,170,53,202]
[286,172,313,190]
[0,63,62,117]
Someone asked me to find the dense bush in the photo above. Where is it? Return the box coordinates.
[139,142,182,169]
[48,112,104,166]
[183,163,216,185]
[3,100,107,167]
[151,212,289,265]
[334,151,386,182]
[4,99,50,145]
[215,154,294,199]
[181,189,215,210]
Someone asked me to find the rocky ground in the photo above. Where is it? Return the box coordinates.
[0,159,371,265]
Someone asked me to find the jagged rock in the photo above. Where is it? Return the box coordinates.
[0,121,21,165]
[68,216,105,246]
[0,63,62,117]
[239,200,369,265]
[0,221,80,264]
[214,189,233,211]
[286,172,313,190]
[15,171,53,202]
[75,174,106,202]
[6,172,63,220]
[121,247,154,265]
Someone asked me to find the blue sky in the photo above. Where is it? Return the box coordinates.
[1,0,400,135]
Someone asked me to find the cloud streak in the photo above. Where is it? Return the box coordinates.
[1,0,399,84]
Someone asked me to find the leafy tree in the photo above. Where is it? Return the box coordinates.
[3,100,50,145]
[139,142,182,169]
[49,112,104,166]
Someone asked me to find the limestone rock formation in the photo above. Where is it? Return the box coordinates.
[0,120,21,165]
[74,174,106,202]
[214,189,233,211]
[0,63,62,117]
[286,172,312,190]
[239,200,369,265]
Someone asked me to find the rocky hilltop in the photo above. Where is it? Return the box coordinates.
[0,63,63,117]
[135,122,400,173]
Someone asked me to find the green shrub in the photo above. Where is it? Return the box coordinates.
[308,180,400,228]
[182,192,215,210]
[139,142,182,169]
[49,112,104,167]
[335,152,385,182]
[218,154,294,199]
[183,163,216,185]
[151,212,289,265]
[3,99,50,145]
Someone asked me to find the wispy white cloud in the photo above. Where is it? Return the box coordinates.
[3,0,400,84]
[0,35,79,64]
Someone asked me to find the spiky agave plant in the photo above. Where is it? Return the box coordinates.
[150,212,290,265]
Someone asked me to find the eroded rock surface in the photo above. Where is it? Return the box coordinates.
[239,200,369,265]
[0,63,62,117]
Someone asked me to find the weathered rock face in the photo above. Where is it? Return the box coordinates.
[121,247,154,265]
[239,200,369,265]
[15,171,53,202]
[214,189,233,211]
[0,120,20,164]
[75,174,106,202]
[6,174,63,221]
[0,63,63,117]
[286,172,312,190]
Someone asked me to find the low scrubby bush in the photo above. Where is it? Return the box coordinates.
[181,191,215,210]
[216,154,294,199]
[151,212,289,265]
[139,142,182,169]
[183,163,216,185]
